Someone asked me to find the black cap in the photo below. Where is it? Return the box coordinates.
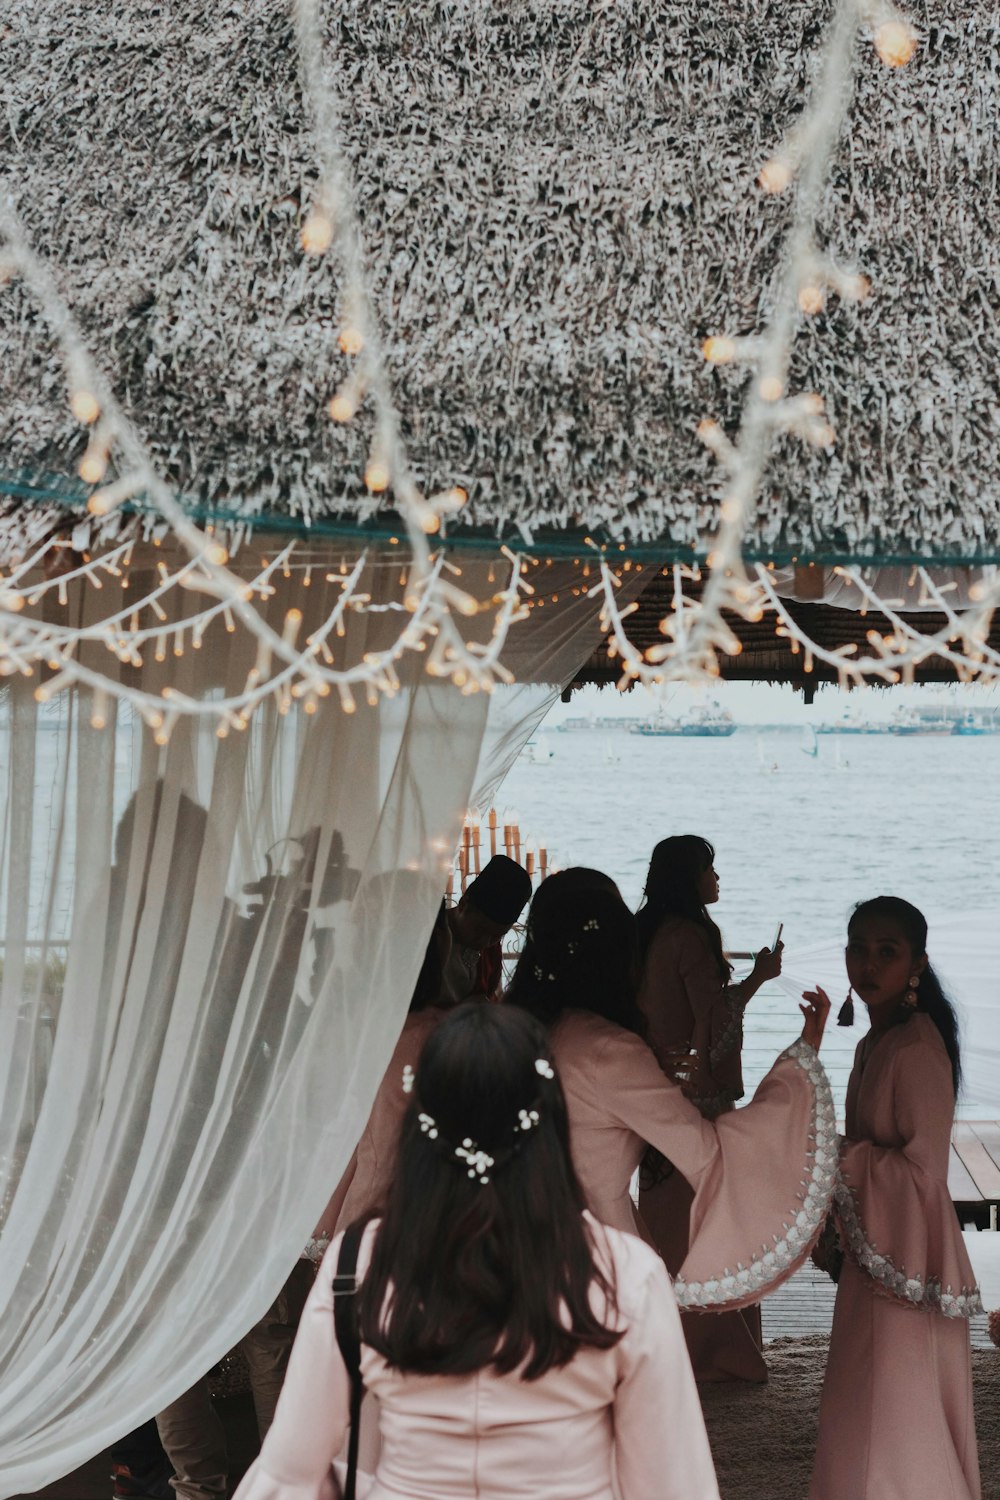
[464,855,532,927]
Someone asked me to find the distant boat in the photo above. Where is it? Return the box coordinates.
[951,710,1000,736]
[522,737,554,763]
[887,709,954,737]
[631,705,737,738]
[801,725,818,758]
[603,739,621,765]
[816,709,884,734]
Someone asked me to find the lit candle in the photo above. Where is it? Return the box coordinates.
[488,807,497,857]
[446,868,454,903]
[525,847,535,878]
[513,822,521,864]
[472,814,481,874]
[539,846,548,879]
[503,823,512,857]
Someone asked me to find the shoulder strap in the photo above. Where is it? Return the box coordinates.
[333,1221,365,1500]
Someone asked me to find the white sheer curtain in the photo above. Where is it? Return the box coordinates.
[0,544,611,1494]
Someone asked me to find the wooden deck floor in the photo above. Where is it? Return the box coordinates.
[762,1259,996,1349]
[950,1122,1000,1213]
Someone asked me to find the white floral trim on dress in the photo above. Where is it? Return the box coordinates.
[834,1175,983,1318]
[674,1039,837,1309]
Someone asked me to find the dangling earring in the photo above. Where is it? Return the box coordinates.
[837,987,855,1027]
[904,974,920,1008]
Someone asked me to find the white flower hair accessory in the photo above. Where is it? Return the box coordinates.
[456,1138,495,1184]
[535,1058,555,1079]
[402,1063,415,1094]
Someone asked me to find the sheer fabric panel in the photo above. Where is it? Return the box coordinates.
[0,545,611,1492]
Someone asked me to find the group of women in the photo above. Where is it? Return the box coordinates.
[235,836,983,1500]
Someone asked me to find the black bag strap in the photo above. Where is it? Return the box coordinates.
[332,1221,365,1500]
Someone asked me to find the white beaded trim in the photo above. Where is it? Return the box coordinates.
[834,1176,983,1319]
[674,1039,837,1310]
[302,1234,330,1265]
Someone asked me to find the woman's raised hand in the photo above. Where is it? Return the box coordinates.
[799,987,831,1052]
[752,941,783,984]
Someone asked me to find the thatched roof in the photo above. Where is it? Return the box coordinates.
[1,0,998,560]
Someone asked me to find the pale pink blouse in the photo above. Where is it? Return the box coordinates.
[234,1217,722,1500]
[549,1009,837,1312]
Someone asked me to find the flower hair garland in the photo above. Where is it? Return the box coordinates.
[402,1056,555,1186]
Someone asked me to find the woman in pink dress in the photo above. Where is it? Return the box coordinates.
[505,869,837,1325]
[635,835,782,1381]
[234,1003,723,1500]
[308,904,454,1249]
[810,897,982,1500]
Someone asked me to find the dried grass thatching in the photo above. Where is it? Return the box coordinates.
[1,1,997,559]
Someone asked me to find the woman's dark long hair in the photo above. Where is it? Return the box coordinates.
[849,896,962,1095]
[504,868,645,1035]
[635,835,732,982]
[358,1003,623,1378]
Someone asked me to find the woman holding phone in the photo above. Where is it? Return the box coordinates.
[634,835,783,1382]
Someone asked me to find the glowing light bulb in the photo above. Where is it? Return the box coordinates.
[702,336,736,365]
[70,389,100,424]
[79,447,108,485]
[338,326,364,357]
[87,490,112,516]
[798,284,825,316]
[421,512,441,534]
[365,459,390,493]
[759,375,784,402]
[206,542,229,566]
[758,159,792,195]
[301,210,333,254]
[875,20,917,68]
[328,390,357,422]
[0,590,25,613]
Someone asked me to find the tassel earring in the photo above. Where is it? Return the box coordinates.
[837,988,855,1027]
[904,974,920,1008]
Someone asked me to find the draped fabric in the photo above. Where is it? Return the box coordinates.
[0,544,610,1495]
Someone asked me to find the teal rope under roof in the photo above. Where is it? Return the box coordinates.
[2,465,999,569]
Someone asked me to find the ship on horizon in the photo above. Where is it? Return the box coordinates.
[630,705,737,738]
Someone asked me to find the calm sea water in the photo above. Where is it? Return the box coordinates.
[501,726,1000,1115]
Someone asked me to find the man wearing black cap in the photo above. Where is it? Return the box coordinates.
[441,854,532,1004]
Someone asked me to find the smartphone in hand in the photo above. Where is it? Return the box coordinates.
[772,922,784,950]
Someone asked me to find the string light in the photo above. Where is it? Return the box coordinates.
[300,209,334,255]
[874,18,917,68]
[69,389,100,424]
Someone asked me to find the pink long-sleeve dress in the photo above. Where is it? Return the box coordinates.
[311,1008,446,1240]
[809,1012,982,1500]
[233,1216,723,1500]
[548,1009,837,1317]
[636,918,766,1380]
